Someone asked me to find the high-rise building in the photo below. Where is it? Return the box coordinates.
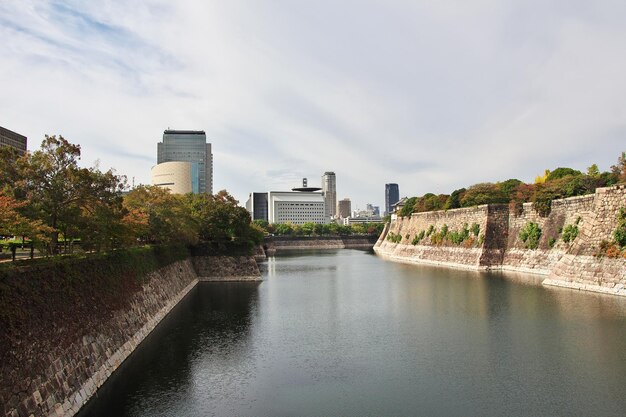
[157,130,212,194]
[0,126,27,155]
[321,171,336,218]
[337,198,351,219]
[385,183,399,215]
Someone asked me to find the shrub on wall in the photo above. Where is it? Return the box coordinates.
[562,224,579,243]
[470,223,480,236]
[386,232,402,243]
[614,207,626,248]
[411,230,425,245]
[519,222,542,249]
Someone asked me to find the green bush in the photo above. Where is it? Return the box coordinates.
[448,224,470,245]
[519,222,542,249]
[426,225,435,237]
[562,224,579,243]
[470,223,480,236]
[548,237,557,248]
[411,230,426,245]
[614,208,626,248]
[386,232,402,243]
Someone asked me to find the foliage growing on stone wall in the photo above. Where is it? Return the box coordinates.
[519,222,542,249]
[426,225,435,237]
[411,230,426,245]
[426,223,476,246]
[562,224,579,243]
[470,223,480,236]
[386,232,402,243]
[0,245,190,359]
[448,223,471,245]
[614,207,626,248]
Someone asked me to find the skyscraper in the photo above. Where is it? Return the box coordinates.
[321,171,337,218]
[385,183,399,215]
[337,198,351,219]
[157,130,212,194]
[0,126,27,155]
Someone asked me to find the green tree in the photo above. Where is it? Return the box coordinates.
[546,167,582,181]
[0,192,52,251]
[301,222,316,236]
[444,188,466,210]
[124,186,197,245]
[461,183,508,207]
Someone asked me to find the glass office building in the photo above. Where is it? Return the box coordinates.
[385,183,399,215]
[157,130,212,194]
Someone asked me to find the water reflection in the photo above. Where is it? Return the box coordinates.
[81,250,626,417]
[79,282,260,417]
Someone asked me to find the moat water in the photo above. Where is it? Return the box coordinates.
[79,250,626,417]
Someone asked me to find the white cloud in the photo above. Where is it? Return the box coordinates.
[1,0,625,208]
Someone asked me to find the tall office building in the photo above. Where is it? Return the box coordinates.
[321,171,337,218]
[0,126,27,155]
[157,130,212,194]
[385,183,399,215]
[337,198,351,219]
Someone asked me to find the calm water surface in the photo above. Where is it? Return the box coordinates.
[80,250,626,417]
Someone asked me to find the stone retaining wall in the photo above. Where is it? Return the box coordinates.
[2,260,198,417]
[192,255,261,281]
[2,254,263,417]
[375,186,626,296]
[264,236,377,254]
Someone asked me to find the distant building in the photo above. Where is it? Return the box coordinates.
[151,161,198,194]
[246,179,328,225]
[247,192,269,222]
[0,126,27,154]
[321,172,337,219]
[390,197,408,221]
[342,216,383,225]
[157,130,212,193]
[385,183,399,215]
[337,198,352,219]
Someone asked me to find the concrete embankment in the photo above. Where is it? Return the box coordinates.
[264,235,377,255]
[375,185,626,296]
[0,249,260,417]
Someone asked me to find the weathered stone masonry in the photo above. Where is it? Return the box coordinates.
[374,186,626,296]
[2,255,261,417]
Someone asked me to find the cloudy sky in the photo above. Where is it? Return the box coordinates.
[1,1,625,209]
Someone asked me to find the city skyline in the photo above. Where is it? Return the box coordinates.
[2,2,626,210]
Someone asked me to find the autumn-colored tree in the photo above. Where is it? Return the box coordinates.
[611,151,626,183]
[123,186,198,245]
[0,192,52,257]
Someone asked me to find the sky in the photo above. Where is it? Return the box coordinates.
[1,1,625,210]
